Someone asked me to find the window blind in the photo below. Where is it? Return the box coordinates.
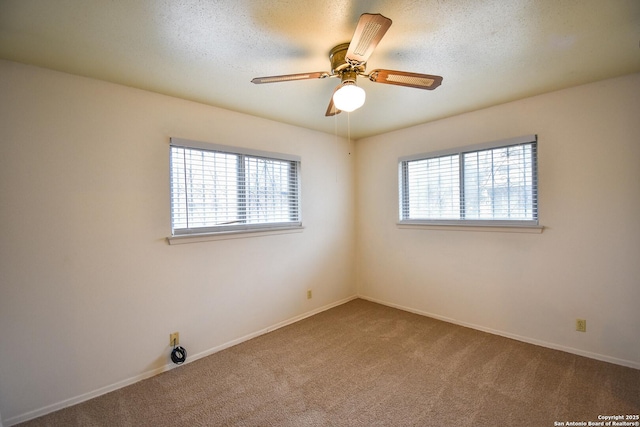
[170,139,301,235]
[401,154,460,220]
[462,143,537,221]
[399,135,538,225]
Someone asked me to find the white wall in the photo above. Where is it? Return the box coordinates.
[355,73,640,368]
[0,60,356,424]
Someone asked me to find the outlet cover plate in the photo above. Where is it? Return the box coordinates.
[170,332,179,345]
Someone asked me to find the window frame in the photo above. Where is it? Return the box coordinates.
[398,135,540,231]
[168,137,302,240]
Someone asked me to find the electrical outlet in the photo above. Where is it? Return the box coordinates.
[307,289,312,299]
[170,332,179,346]
[576,319,587,332]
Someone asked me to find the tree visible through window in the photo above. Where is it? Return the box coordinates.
[170,139,301,235]
[399,136,537,225]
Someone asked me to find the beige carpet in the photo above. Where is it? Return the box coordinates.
[20,299,640,426]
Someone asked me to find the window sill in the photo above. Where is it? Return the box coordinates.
[397,223,544,234]
[167,226,304,245]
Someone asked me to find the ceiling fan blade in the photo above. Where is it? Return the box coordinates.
[325,86,342,116]
[346,13,392,66]
[367,69,443,90]
[251,72,329,84]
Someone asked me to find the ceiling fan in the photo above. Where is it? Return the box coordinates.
[251,13,443,116]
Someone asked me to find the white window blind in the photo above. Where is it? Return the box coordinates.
[399,135,538,226]
[170,138,301,235]
[402,154,460,220]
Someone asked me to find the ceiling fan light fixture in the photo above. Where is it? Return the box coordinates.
[333,82,366,112]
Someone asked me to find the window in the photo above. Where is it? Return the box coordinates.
[170,138,301,236]
[399,135,538,226]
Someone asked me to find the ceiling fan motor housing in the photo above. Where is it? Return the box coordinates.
[329,43,351,74]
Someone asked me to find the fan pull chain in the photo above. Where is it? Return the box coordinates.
[335,107,341,154]
[347,112,351,147]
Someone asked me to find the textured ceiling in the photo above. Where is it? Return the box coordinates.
[1,0,639,139]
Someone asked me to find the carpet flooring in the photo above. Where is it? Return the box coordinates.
[19,299,640,426]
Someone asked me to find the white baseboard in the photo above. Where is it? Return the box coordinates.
[4,295,358,427]
[358,294,640,370]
